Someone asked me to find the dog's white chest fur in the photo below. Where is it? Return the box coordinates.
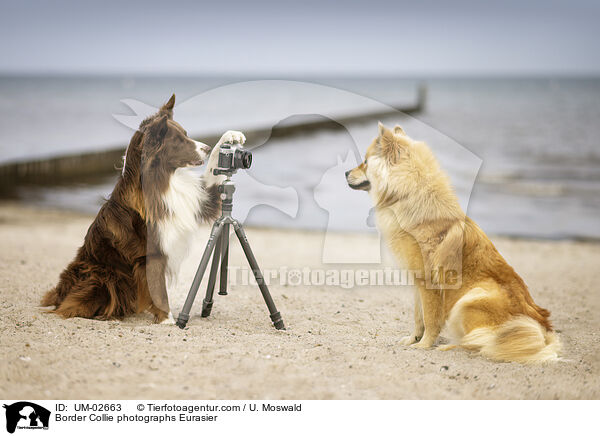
[157,168,206,277]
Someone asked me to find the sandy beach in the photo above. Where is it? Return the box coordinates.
[0,202,598,400]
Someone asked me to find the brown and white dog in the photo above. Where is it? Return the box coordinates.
[41,95,245,323]
[346,122,560,363]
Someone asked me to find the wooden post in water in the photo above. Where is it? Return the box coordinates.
[0,85,427,193]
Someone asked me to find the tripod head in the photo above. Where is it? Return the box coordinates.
[218,177,236,215]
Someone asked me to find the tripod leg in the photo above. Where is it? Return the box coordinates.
[201,233,221,317]
[219,223,230,295]
[232,222,285,330]
[176,221,224,328]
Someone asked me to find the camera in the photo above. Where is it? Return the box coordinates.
[213,143,252,175]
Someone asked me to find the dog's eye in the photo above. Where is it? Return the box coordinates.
[364,158,368,165]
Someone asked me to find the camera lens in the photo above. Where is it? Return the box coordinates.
[234,149,252,169]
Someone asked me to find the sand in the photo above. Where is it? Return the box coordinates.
[0,202,598,400]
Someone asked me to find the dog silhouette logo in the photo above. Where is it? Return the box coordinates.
[314,151,381,263]
[3,402,50,433]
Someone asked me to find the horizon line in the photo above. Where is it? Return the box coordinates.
[1,71,599,79]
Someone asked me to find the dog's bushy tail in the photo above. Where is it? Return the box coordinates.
[40,288,59,308]
[461,316,561,363]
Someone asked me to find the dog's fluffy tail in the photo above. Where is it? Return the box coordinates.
[461,316,561,363]
[40,288,59,308]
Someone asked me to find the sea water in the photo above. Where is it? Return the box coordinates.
[1,75,599,239]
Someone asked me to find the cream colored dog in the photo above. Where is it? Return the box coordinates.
[346,122,560,363]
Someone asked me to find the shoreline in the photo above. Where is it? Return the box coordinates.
[0,202,599,399]
[3,200,600,244]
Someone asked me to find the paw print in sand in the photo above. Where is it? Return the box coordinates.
[286,270,302,286]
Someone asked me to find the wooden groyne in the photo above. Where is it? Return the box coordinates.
[0,86,426,191]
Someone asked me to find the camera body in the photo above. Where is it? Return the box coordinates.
[213,143,252,176]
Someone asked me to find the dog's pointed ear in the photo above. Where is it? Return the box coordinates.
[377,122,401,164]
[152,113,169,141]
[160,94,175,118]
[394,125,406,135]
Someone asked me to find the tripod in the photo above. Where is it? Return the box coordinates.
[176,176,285,330]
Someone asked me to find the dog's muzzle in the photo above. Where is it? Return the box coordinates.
[345,170,371,191]
[194,140,212,162]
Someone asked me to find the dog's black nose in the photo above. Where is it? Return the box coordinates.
[345,170,350,177]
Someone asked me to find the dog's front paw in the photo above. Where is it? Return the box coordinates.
[158,312,175,325]
[399,335,419,346]
[410,339,434,349]
[204,144,226,185]
[217,130,246,146]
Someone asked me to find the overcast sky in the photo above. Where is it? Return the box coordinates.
[1,0,598,75]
